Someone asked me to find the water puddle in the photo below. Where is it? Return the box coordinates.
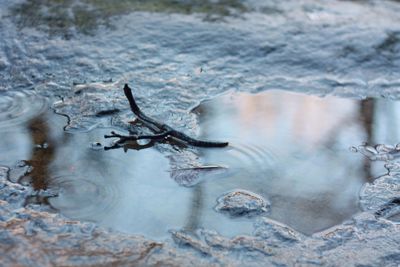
[1,90,400,238]
[193,90,400,235]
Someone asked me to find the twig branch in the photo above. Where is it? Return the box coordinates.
[104,84,229,149]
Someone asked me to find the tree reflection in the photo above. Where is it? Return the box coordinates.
[25,115,55,191]
[183,185,204,233]
[359,98,375,182]
[23,113,69,206]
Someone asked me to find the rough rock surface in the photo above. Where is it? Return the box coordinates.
[1,159,400,266]
[0,166,219,267]
[215,189,270,217]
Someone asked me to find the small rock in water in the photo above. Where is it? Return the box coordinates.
[90,142,103,150]
[8,161,32,184]
[215,189,270,217]
[353,143,400,161]
[349,146,358,153]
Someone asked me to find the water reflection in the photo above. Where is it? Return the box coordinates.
[360,98,375,182]
[193,91,399,234]
[1,90,400,237]
[24,116,56,190]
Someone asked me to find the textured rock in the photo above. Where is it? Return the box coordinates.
[3,160,396,266]
[52,81,128,131]
[0,202,218,267]
[215,189,270,217]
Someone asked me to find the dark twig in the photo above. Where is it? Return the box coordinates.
[104,84,229,149]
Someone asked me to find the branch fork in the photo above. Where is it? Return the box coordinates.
[104,84,228,150]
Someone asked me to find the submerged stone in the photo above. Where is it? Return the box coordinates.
[215,190,270,217]
[353,143,400,161]
[170,165,228,187]
[8,161,32,184]
[254,217,304,243]
[360,174,400,215]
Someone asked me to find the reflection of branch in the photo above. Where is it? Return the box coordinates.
[103,134,155,151]
[105,130,170,142]
[105,84,229,149]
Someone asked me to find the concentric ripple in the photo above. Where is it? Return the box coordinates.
[193,90,373,234]
[0,90,48,130]
[47,175,120,221]
[202,140,278,174]
[225,142,278,171]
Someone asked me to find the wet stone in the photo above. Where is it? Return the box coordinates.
[360,174,400,212]
[388,213,400,222]
[200,229,276,257]
[0,201,217,267]
[253,217,304,244]
[374,198,400,219]
[0,58,7,70]
[353,143,400,161]
[170,165,227,187]
[170,230,213,256]
[0,166,8,179]
[53,81,128,131]
[0,166,32,208]
[8,161,32,184]
[215,190,270,217]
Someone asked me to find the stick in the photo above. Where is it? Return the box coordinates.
[105,84,229,148]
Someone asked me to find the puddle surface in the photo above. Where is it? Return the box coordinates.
[194,91,399,234]
[1,90,399,237]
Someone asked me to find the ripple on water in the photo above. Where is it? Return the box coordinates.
[0,90,48,130]
[193,90,381,234]
[47,175,120,221]
[227,142,278,170]
[167,141,277,186]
